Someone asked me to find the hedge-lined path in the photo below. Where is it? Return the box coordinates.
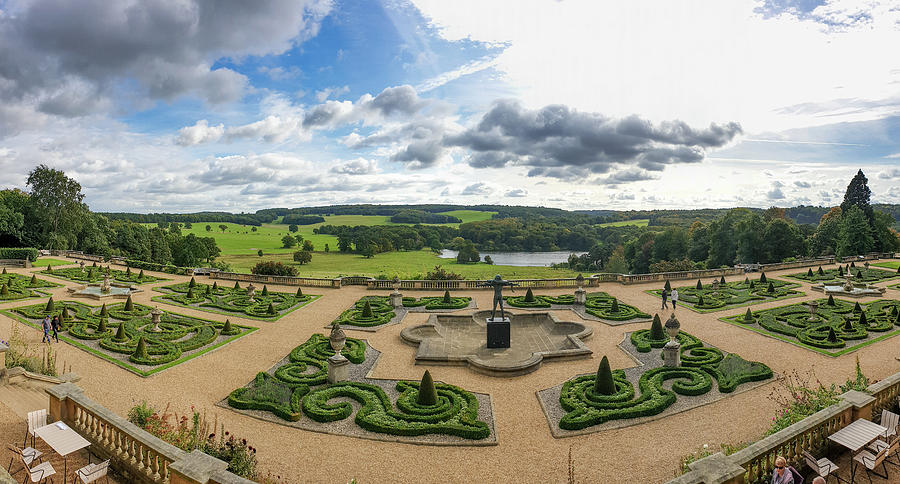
[2,258,900,483]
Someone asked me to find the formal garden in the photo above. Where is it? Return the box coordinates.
[41,264,166,285]
[225,332,495,444]
[504,289,652,323]
[721,297,900,356]
[2,297,255,376]
[153,278,320,321]
[0,270,62,301]
[786,264,900,284]
[647,275,803,313]
[537,316,773,436]
[331,293,474,330]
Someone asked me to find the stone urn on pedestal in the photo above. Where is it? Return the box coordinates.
[327,322,349,383]
[246,283,256,302]
[389,276,403,308]
[574,274,586,306]
[663,314,681,367]
[807,300,819,323]
[150,306,163,331]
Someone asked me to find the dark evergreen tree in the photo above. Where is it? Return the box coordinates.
[696,279,703,290]
[650,314,665,340]
[744,308,754,323]
[524,288,535,302]
[443,290,452,303]
[664,280,671,292]
[840,169,873,222]
[417,370,438,406]
[594,356,616,395]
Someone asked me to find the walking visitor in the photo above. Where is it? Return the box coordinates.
[41,315,52,344]
[51,315,61,343]
[670,289,679,309]
[660,287,669,309]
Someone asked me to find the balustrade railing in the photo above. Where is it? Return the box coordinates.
[208,271,341,288]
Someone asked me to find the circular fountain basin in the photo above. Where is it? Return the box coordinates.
[811,284,885,298]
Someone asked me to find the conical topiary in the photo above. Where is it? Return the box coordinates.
[818,266,824,275]
[138,269,145,279]
[125,266,131,275]
[524,288,535,303]
[1,267,5,274]
[234,281,240,290]
[61,307,70,321]
[45,297,55,312]
[760,272,767,283]
[205,285,211,295]
[97,317,107,333]
[838,266,844,276]
[0,284,7,296]
[696,279,703,290]
[650,314,665,340]
[212,281,218,291]
[892,306,899,318]
[47,265,53,273]
[664,280,671,291]
[417,370,438,406]
[594,356,616,395]
[222,319,234,335]
[827,294,835,306]
[856,270,863,279]
[697,294,705,306]
[744,277,750,284]
[843,317,854,332]
[897,266,900,274]
[267,302,275,315]
[720,275,726,285]
[858,312,868,326]
[611,298,620,312]
[114,321,127,341]
[744,308,754,323]
[767,282,775,293]
[30,274,38,285]
[262,285,269,296]
[124,295,134,312]
[189,277,196,288]
[853,301,861,313]
[87,267,94,278]
[361,300,374,318]
[850,261,856,268]
[807,268,814,277]
[187,287,194,299]
[100,303,108,317]
[295,287,302,297]
[749,281,755,289]
[92,262,97,267]
[132,337,148,360]
[443,290,452,303]
[827,327,838,343]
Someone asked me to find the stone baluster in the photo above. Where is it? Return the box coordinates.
[129,439,138,465]
[150,451,161,481]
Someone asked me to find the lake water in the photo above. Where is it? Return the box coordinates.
[438,250,585,267]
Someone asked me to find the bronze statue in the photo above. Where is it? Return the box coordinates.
[480,274,518,320]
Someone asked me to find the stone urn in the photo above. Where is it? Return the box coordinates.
[665,314,681,344]
[246,283,256,301]
[389,276,404,308]
[807,300,819,322]
[663,314,682,367]
[330,323,346,353]
[150,306,163,331]
[391,276,401,294]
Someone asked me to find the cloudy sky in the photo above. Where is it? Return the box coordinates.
[1,0,899,213]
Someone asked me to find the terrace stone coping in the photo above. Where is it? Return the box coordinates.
[169,450,228,483]
[686,452,746,483]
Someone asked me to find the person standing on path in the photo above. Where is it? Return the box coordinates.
[41,315,52,343]
[660,288,669,309]
[670,289,679,310]
[51,315,60,343]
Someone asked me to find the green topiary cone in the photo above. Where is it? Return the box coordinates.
[124,295,134,312]
[132,337,148,360]
[295,287,302,297]
[92,262,97,267]
[361,300,374,318]
[858,312,868,326]
[749,281,755,289]
[827,327,838,342]
[222,319,234,334]
[611,298,619,312]
[843,317,854,332]
[744,308,754,323]
[524,288,535,303]
[720,275,726,285]
[45,297,55,312]
[212,281,218,291]
[818,266,824,275]
[61,307,70,321]
[87,267,94,278]
[442,290,451,303]
[267,302,275,315]
[30,274,38,285]
[838,266,844,276]
[696,279,703,290]
[47,265,53,273]
[650,314,665,340]
[664,280,671,291]
[97,317,107,333]
[767,282,775,293]
[100,303,108,316]
[1,268,5,274]
[759,272,767,283]
[856,270,862,278]
[594,356,616,395]
[114,321,127,341]
[138,269,144,279]
[697,294,704,306]
[892,306,898,318]
[853,301,861,313]
[234,281,240,290]
[807,268,814,277]
[189,277,196,288]
[827,294,835,306]
[187,288,194,298]
[262,285,269,296]
[417,370,438,406]
[850,261,856,268]
[744,277,750,284]
[125,266,131,275]
[0,284,7,296]
[205,285,211,295]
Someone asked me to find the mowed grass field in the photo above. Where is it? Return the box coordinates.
[597,218,649,227]
[222,249,579,279]
[874,261,900,270]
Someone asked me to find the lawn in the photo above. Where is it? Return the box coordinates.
[434,210,496,224]
[874,261,900,270]
[219,249,580,279]
[31,258,75,268]
[598,219,650,227]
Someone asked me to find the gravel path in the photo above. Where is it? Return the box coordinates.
[2,260,899,483]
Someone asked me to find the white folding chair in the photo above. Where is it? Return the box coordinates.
[9,445,55,484]
[803,450,842,483]
[853,446,889,484]
[6,443,42,476]
[880,410,899,440]
[25,409,48,448]
[868,437,900,467]
[73,459,110,484]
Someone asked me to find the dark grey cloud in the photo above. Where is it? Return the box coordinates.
[390,139,444,168]
[0,0,331,129]
[302,85,429,128]
[504,188,528,197]
[461,182,494,196]
[439,100,741,181]
[600,168,659,185]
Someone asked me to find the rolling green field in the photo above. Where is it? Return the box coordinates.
[31,258,75,268]
[874,261,900,270]
[219,249,579,279]
[598,219,650,227]
[434,210,496,224]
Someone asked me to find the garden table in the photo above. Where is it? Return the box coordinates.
[828,418,887,482]
[34,420,90,477]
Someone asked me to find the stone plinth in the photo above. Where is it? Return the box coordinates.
[663,340,681,367]
[327,354,350,383]
[389,291,404,308]
[486,317,510,349]
[574,287,586,306]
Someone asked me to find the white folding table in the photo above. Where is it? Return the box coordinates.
[34,421,91,477]
[828,418,888,482]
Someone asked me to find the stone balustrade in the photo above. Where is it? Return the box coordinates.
[0,259,31,268]
[209,271,341,288]
[46,383,254,484]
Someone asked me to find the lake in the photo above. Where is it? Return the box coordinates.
[438,250,585,267]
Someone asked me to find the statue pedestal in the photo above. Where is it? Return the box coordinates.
[389,291,404,308]
[574,287,586,306]
[663,340,681,367]
[486,318,510,349]
[327,354,349,383]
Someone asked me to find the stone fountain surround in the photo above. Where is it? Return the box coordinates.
[400,310,593,377]
[810,281,887,298]
[66,281,142,300]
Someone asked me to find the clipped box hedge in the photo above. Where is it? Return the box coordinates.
[0,247,39,261]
